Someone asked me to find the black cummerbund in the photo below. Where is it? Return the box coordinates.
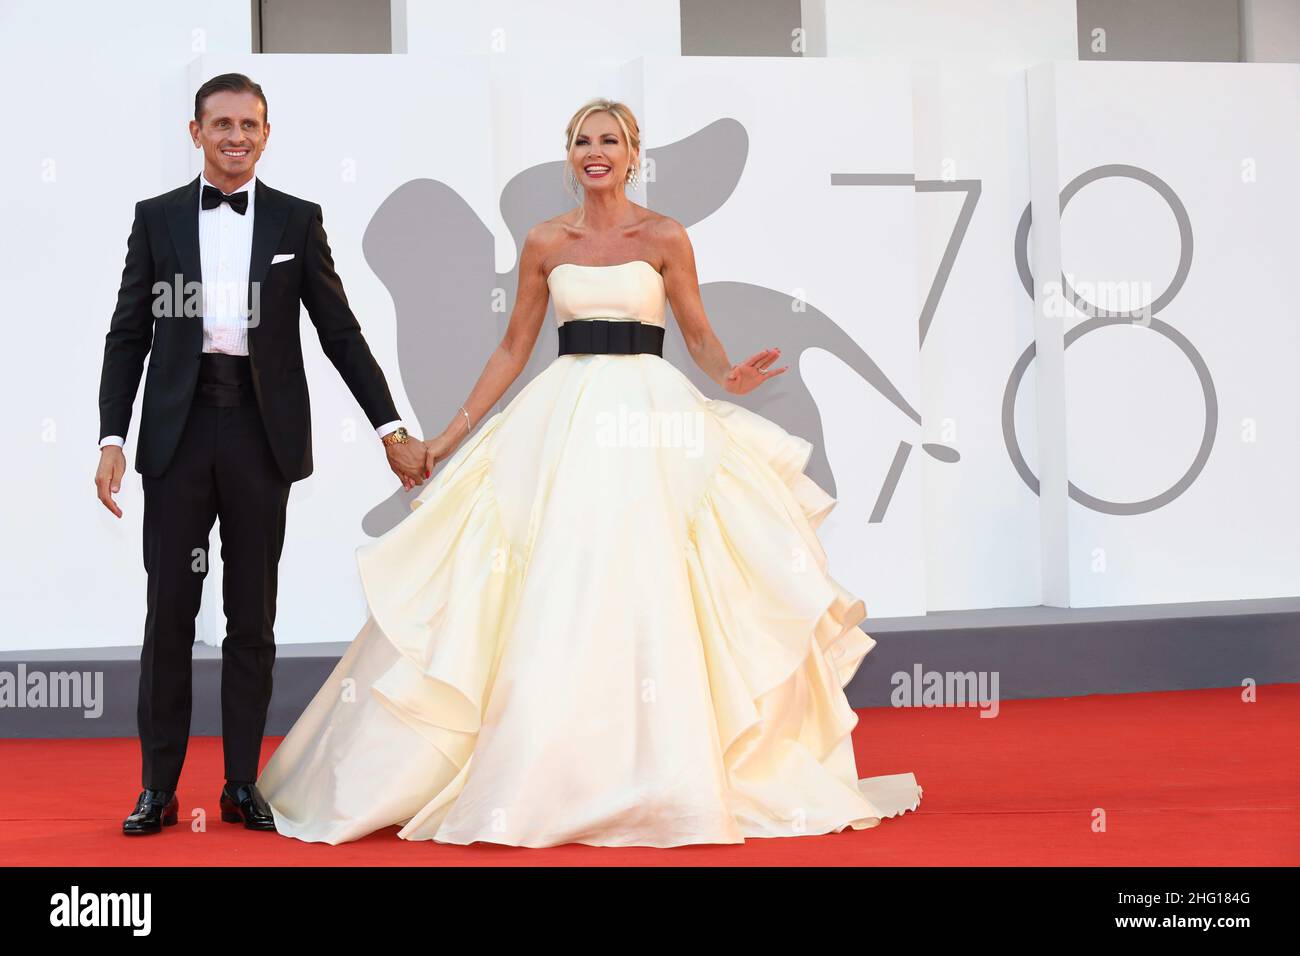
[558,319,665,357]
[194,352,254,407]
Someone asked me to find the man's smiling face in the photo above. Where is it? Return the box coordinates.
[189,90,269,190]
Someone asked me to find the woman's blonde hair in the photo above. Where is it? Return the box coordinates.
[563,98,641,197]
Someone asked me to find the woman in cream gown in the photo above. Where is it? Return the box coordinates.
[256,99,922,848]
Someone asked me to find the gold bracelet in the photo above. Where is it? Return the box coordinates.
[459,406,472,434]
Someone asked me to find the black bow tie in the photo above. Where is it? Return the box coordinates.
[201,184,249,215]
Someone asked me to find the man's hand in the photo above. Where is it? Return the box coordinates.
[96,446,127,518]
[385,437,428,492]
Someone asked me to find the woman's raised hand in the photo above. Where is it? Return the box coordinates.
[722,347,788,395]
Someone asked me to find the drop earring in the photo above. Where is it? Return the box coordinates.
[564,166,582,200]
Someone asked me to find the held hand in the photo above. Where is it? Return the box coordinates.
[96,446,126,518]
[421,429,465,480]
[385,437,428,492]
[722,347,788,395]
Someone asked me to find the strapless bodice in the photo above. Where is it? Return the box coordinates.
[546,259,666,329]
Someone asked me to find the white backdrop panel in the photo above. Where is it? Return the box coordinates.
[4,4,1295,654]
[0,1,251,651]
[814,0,1077,63]
[402,0,681,57]
[1029,61,1300,606]
[819,0,1080,612]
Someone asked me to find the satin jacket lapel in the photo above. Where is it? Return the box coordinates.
[163,175,203,305]
[246,180,288,359]
[249,178,288,289]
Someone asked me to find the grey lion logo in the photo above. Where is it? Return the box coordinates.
[360,120,1211,537]
[360,119,935,537]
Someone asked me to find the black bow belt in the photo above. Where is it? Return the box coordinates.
[558,319,665,357]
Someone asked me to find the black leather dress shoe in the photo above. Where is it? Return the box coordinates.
[219,781,277,831]
[123,789,179,835]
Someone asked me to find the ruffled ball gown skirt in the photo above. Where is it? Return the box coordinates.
[257,259,922,847]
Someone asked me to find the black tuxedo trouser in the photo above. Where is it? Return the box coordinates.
[138,353,291,789]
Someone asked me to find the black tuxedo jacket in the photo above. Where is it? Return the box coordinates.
[97,176,401,483]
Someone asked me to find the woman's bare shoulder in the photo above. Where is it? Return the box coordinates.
[643,212,691,264]
[521,218,574,269]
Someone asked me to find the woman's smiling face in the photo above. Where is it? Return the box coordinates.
[570,111,634,192]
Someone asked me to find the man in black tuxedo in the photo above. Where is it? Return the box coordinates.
[94,73,433,835]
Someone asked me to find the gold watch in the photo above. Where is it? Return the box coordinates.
[381,426,410,447]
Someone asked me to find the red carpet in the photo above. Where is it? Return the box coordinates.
[2,685,1296,866]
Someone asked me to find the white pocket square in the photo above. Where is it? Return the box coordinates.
[271,253,295,264]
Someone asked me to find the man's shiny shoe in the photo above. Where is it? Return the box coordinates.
[219,781,277,831]
[122,788,179,835]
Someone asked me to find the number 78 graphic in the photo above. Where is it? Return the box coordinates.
[832,164,1214,521]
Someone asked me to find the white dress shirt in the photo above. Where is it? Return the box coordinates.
[100,173,404,448]
[198,170,256,356]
